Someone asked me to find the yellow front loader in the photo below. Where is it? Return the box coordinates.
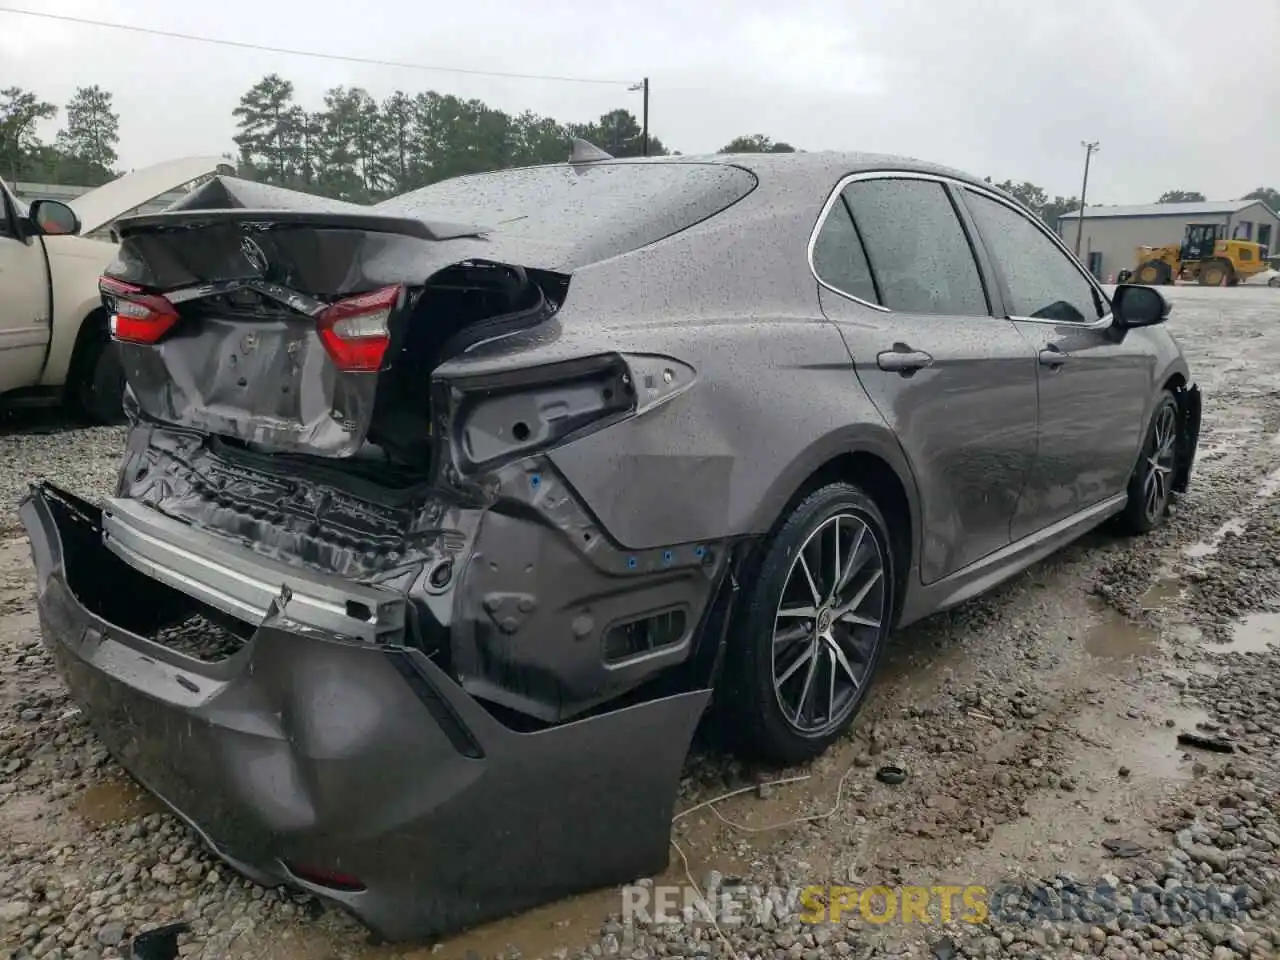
[1128,222,1268,286]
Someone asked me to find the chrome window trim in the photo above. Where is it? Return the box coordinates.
[805,175,890,313]
[806,169,1114,331]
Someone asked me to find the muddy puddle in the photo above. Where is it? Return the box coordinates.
[75,775,162,826]
[1083,606,1162,673]
[1222,611,1280,653]
[1185,518,1245,559]
[1077,703,1206,783]
[403,888,623,960]
[955,697,1205,883]
[1138,577,1184,611]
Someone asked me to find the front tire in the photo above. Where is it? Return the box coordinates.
[1116,391,1179,535]
[1135,260,1171,285]
[720,482,895,765]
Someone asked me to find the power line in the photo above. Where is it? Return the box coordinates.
[0,6,639,87]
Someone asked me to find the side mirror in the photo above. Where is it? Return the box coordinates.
[29,199,81,237]
[1111,283,1170,328]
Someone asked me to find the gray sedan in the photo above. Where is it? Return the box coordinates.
[22,148,1201,941]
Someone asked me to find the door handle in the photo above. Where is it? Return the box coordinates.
[1038,348,1068,368]
[877,349,934,374]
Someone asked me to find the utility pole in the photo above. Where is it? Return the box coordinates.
[629,78,650,156]
[641,78,649,156]
[1074,140,1100,257]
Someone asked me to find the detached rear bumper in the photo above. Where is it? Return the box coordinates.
[1173,381,1202,494]
[22,484,709,943]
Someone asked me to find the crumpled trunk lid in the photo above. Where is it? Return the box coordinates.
[118,288,382,457]
[105,204,557,460]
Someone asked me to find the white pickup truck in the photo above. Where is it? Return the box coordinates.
[0,157,232,422]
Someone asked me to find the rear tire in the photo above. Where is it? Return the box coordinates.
[1269,276,1280,288]
[75,329,127,426]
[1116,391,1179,535]
[719,482,895,765]
[1198,260,1232,286]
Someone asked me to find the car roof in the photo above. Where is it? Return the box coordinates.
[445,148,995,194]
[620,149,973,178]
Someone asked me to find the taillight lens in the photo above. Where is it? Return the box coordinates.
[316,284,404,373]
[284,862,367,892]
[100,276,180,344]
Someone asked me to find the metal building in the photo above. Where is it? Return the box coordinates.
[1057,199,1280,280]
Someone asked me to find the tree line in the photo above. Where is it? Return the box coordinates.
[2,77,1277,222]
[0,85,120,186]
[1158,187,1280,211]
[227,76,804,202]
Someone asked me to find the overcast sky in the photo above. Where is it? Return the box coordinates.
[3,0,1278,204]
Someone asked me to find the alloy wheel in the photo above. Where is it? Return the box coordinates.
[1143,404,1178,524]
[771,513,888,736]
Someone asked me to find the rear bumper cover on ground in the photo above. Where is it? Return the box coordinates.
[22,484,710,943]
[1173,382,1203,494]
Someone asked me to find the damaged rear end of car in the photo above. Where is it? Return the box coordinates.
[22,164,761,941]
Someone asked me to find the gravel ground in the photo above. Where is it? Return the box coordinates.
[3,285,1280,960]
[0,411,124,537]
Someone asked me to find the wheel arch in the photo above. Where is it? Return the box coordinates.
[1133,362,1198,497]
[1143,351,1190,421]
[62,305,109,405]
[1161,369,1187,394]
[751,426,920,627]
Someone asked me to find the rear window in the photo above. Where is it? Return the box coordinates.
[375,161,757,263]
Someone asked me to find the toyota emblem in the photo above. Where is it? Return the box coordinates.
[240,236,268,274]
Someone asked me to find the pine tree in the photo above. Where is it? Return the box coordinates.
[55,85,119,182]
[232,74,300,184]
[0,87,57,181]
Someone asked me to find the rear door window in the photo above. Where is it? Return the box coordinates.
[964,189,1106,323]
[811,195,879,304]
[840,178,989,316]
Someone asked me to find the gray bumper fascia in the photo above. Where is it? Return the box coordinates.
[22,483,711,943]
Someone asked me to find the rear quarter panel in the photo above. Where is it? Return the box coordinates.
[434,196,918,553]
[546,316,907,550]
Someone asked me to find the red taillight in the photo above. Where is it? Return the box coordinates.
[316,284,403,373]
[285,862,367,892]
[100,276,180,344]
